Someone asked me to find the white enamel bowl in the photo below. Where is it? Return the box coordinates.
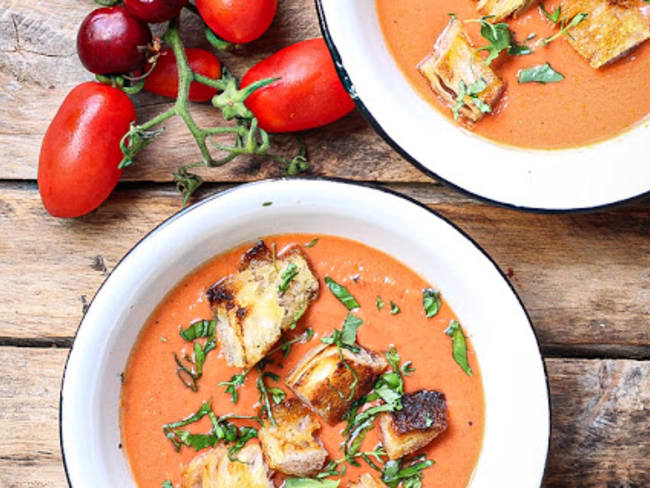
[60,179,550,487]
[315,1,650,212]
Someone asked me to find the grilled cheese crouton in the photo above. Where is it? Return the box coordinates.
[378,390,448,460]
[286,343,388,425]
[561,0,650,68]
[181,444,274,488]
[258,398,328,476]
[477,0,539,21]
[207,241,319,369]
[418,20,505,123]
[348,474,388,488]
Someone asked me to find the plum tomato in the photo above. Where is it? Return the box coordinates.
[77,6,152,75]
[123,0,189,23]
[196,0,277,44]
[241,38,355,133]
[38,82,136,218]
[144,48,221,102]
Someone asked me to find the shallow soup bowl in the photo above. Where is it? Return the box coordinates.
[316,1,650,212]
[60,179,550,487]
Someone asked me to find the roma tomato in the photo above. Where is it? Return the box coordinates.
[196,0,277,44]
[38,82,136,218]
[241,38,355,133]
[144,48,221,102]
[77,6,152,75]
[124,0,188,23]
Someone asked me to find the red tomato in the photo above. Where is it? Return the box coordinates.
[38,82,135,218]
[144,48,221,102]
[241,38,355,133]
[196,0,277,44]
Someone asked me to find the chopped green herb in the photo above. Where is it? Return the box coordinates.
[257,367,278,425]
[341,313,363,346]
[218,372,247,404]
[389,301,401,315]
[508,41,532,56]
[179,320,215,342]
[262,201,272,207]
[519,63,565,84]
[162,481,173,488]
[227,426,258,461]
[160,336,167,343]
[279,263,299,294]
[543,13,588,45]
[425,413,433,428]
[305,237,319,248]
[324,276,360,310]
[540,4,562,23]
[422,289,442,318]
[284,479,340,488]
[445,320,472,376]
[290,307,305,330]
[526,33,537,41]
[382,457,435,488]
[376,296,384,310]
[452,79,492,121]
[475,18,512,65]
[448,12,457,21]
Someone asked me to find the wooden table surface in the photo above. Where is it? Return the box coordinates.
[1,1,649,487]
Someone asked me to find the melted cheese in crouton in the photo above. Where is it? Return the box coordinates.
[418,20,505,123]
[258,398,328,476]
[379,390,449,460]
[207,241,319,369]
[562,0,650,68]
[285,343,388,425]
[348,473,388,488]
[181,444,274,488]
[477,0,539,21]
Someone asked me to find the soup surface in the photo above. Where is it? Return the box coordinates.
[376,0,650,149]
[121,234,484,487]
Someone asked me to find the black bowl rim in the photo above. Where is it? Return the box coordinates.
[314,0,650,214]
[59,177,551,486]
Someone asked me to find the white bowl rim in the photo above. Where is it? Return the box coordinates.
[314,1,650,213]
[59,177,552,486]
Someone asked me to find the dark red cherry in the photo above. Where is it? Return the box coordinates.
[124,0,189,23]
[77,6,152,75]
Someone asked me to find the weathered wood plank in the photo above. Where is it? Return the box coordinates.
[0,348,647,487]
[0,0,424,183]
[1,184,648,349]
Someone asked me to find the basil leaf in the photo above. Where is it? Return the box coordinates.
[162,481,173,488]
[305,237,319,248]
[519,63,565,84]
[508,42,532,56]
[279,263,299,294]
[376,295,384,310]
[284,479,340,488]
[422,289,442,318]
[543,12,588,45]
[382,458,435,488]
[179,320,215,341]
[218,372,247,404]
[540,4,562,23]
[268,387,286,404]
[324,277,360,310]
[445,320,472,376]
[477,21,512,65]
[389,301,400,315]
[341,313,363,346]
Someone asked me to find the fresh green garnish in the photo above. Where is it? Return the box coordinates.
[341,313,363,346]
[162,481,173,488]
[179,320,215,342]
[324,276,360,310]
[425,413,433,428]
[445,320,472,376]
[473,17,512,65]
[508,41,532,56]
[540,4,562,23]
[257,367,279,425]
[543,13,588,45]
[452,79,492,121]
[160,336,168,343]
[519,63,565,84]
[382,457,435,488]
[321,314,364,401]
[376,296,384,310]
[279,263,299,294]
[262,201,272,207]
[389,301,401,315]
[305,237,319,248]
[422,289,442,318]
[284,478,341,488]
[218,372,247,404]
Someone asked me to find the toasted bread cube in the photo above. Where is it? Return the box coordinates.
[478,0,539,21]
[418,20,505,123]
[181,444,274,488]
[348,474,388,488]
[207,241,319,369]
[378,390,448,460]
[258,398,328,476]
[561,0,650,68]
[286,343,388,425]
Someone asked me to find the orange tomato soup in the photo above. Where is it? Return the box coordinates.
[376,0,650,149]
[121,235,484,487]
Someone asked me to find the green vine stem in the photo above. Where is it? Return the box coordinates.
[115,16,308,204]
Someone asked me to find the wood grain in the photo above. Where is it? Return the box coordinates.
[0,0,425,183]
[1,347,647,487]
[1,183,648,350]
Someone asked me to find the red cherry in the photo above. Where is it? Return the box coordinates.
[123,0,189,24]
[77,6,152,75]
